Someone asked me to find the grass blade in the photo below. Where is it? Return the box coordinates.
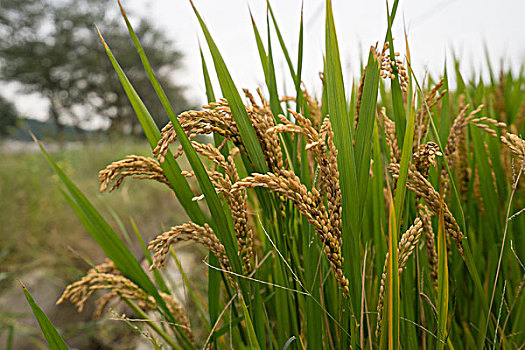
[387,203,399,350]
[190,0,268,173]
[249,9,269,81]
[384,0,405,142]
[94,27,205,226]
[355,48,381,210]
[21,283,69,350]
[200,46,217,103]
[265,11,284,118]
[240,298,262,349]
[324,0,360,318]
[200,43,224,346]
[129,218,169,293]
[383,94,417,350]
[436,202,449,350]
[33,137,194,346]
[295,5,304,107]
[267,1,297,82]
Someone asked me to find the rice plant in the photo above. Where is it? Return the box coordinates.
[23,0,525,349]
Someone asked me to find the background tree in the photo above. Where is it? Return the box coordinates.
[0,0,191,135]
[0,94,18,135]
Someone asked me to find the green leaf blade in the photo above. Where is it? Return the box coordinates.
[191,1,269,174]
[355,48,381,209]
[436,207,449,350]
[116,5,244,278]
[22,284,69,350]
[325,1,360,346]
[96,25,206,226]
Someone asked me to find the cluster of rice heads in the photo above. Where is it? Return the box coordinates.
[58,70,524,347]
[27,0,525,349]
[97,89,349,293]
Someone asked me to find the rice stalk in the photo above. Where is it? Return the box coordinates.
[376,217,424,338]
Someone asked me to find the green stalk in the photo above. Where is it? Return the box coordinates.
[384,0,405,142]
[200,46,224,347]
[436,204,449,350]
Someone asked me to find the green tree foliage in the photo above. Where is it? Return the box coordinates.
[0,94,18,135]
[0,0,191,135]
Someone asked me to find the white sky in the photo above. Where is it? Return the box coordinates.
[5,0,525,122]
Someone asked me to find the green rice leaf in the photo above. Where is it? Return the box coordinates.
[34,138,149,291]
[470,125,500,231]
[384,0,405,142]
[436,204,449,350]
[35,141,194,345]
[200,46,217,103]
[200,44,223,345]
[355,48,381,209]
[295,5,304,109]
[266,12,284,118]
[95,26,205,227]
[249,10,269,81]
[170,249,210,329]
[21,283,69,350]
[5,325,13,350]
[325,0,360,317]
[387,202,399,350]
[393,99,416,250]
[130,218,169,294]
[190,0,269,173]
[263,12,295,170]
[383,94,417,350]
[483,43,496,87]
[268,1,297,82]
[372,120,387,272]
[305,222,322,349]
[241,298,262,349]
[116,3,244,278]
[439,64,450,146]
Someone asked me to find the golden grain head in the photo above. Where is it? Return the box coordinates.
[148,222,230,272]
[389,163,465,257]
[99,155,170,192]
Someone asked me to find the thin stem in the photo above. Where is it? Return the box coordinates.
[484,166,523,346]
[124,299,182,350]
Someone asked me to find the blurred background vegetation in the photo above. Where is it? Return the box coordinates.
[0,0,192,137]
[0,0,194,348]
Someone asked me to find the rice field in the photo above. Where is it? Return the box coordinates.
[19,0,525,349]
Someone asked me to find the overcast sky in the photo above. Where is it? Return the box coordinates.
[5,0,525,121]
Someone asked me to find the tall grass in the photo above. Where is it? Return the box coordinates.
[23,0,525,349]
